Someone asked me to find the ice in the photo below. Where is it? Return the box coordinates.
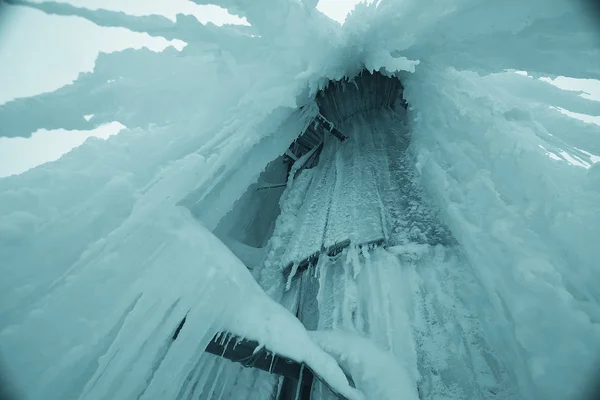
[1,204,360,399]
[1,0,600,399]
[258,95,517,398]
[405,64,600,399]
[310,329,419,400]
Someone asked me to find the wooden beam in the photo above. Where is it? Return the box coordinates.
[283,237,385,279]
[173,318,314,388]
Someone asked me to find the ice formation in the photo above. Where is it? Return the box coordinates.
[1,0,600,400]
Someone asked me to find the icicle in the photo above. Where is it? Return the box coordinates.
[190,356,217,399]
[275,376,284,400]
[205,358,228,400]
[215,364,237,400]
[268,352,276,373]
[294,365,305,400]
[285,260,300,290]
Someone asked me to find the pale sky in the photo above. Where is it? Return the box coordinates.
[0,0,598,177]
[0,0,363,178]
[0,0,358,103]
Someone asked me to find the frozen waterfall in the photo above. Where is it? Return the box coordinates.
[1,0,600,400]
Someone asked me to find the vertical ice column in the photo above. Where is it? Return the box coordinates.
[275,107,517,399]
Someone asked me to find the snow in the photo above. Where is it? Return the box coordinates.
[310,329,419,400]
[1,0,600,399]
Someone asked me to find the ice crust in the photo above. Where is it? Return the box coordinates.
[1,0,600,399]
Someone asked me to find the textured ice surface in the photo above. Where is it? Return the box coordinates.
[257,102,516,399]
[1,0,600,399]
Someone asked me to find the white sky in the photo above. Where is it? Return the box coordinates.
[0,0,362,178]
[0,122,126,177]
[0,0,358,104]
[0,0,598,177]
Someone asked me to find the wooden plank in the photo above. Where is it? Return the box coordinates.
[282,237,385,279]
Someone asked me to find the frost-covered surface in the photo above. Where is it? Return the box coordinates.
[257,105,518,399]
[1,0,600,399]
[405,65,600,399]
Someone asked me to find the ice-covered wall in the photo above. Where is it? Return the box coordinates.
[0,0,599,399]
[405,65,600,399]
